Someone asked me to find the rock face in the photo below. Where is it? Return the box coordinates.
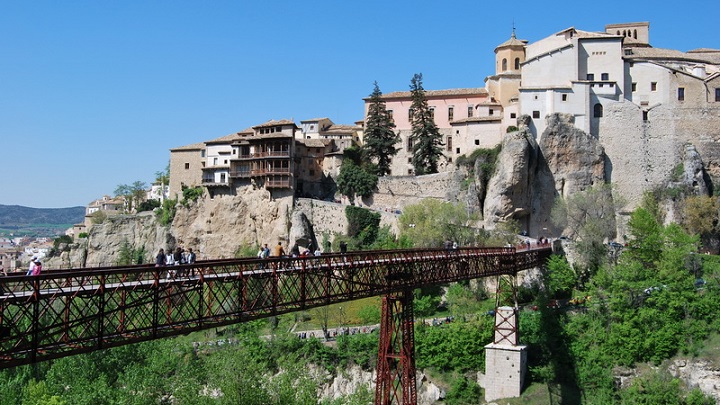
[170,187,293,260]
[482,113,606,236]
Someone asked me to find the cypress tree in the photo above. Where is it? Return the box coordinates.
[409,73,444,175]
[363,81,400,176]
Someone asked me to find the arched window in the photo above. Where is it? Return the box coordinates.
[514,57,520,70]
[502,58,507,71]
[633,29,637,39]
[594,103,603,118]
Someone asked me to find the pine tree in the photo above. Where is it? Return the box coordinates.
[409,73,444,175]
[363,82,399,176]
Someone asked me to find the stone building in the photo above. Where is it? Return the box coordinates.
[168,142,205,200]
[364,88,505,175]
[169,118,358,200]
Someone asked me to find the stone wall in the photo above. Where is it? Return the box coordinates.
[295,198,400,251]
[362,171,462,213]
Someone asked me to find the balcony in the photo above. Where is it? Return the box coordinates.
[265,179,292,189]
[266,150,290,158]
[230,170,252,178]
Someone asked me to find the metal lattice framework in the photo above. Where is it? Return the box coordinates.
[0,246,551,372]
[375,289,416,405]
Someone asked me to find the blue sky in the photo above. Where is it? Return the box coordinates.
[1,1,717,208]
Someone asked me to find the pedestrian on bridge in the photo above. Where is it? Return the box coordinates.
[272,241,286,257]
[155,249,166,267]
[26,257,38,276]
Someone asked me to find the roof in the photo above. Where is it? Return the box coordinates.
[494,32,528,51]
[298,139,327,148]
[300,117,331,123]
[626,47,720,64]
[170,142,205,152]
[373,88,488,100]
[322,124,358,134]
[205,133,241,145]
[252,119,297,129]
[451,117,503,124]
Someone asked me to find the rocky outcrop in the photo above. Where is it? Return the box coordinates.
[669,358,720,401]
[315,364,445,404]
[482,114,607,237]
[483,120,540,229]
[170,187,293,259]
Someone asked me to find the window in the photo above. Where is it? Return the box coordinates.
[677,87,685,101]
[651,82,657,91]
[601,73,609,81]
[408,158,412,163]
[489,109,494,116]
[532,110,540,119]
[593,103,603,118]
[514,58,520,70]
[716,88,720,102]
[456,147,460,154]
[447,136,452,152]
[475,139,480,145]
[562,94,568,101]
[510,113,517,118]
[407,137,413,150]
[467,106,473,117]
[448,107,454,121]
[387,110,393,119]
[642,111,648,121]
[502,58,507,71]
[184,163,190,170]
[632,82,637,92]
[429,108,435,119]
[201,150,206,157]
[408,169,413,175]
[586,73,595,81]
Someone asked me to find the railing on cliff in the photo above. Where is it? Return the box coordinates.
[0,245,552,369]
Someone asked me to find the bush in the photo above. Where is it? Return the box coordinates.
[182,186,204,205]
[156,198,177,225]
[136,199,161,212]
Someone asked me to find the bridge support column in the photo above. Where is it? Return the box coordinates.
[484,306,527,401]
[375,289,416,405]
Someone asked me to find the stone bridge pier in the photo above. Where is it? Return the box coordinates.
[483,306,527,401]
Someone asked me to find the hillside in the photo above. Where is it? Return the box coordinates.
[0,204,85,237]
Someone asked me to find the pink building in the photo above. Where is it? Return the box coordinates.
[364,88,505,175]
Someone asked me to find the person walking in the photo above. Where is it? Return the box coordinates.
[26,257,37,276]
[155,249,166,267]
[272,241,286,257]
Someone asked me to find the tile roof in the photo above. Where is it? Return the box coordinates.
[451,117,503,124]
[170,142,206,151]
[252,119,297,129]
[375,88,488,100]
[627,47,720,64]
[299,139,327,148]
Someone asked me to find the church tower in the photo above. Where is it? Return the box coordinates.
[485,28,527,108]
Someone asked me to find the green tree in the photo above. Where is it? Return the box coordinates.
[363,81,400,176]
[409,73,444,175]
[114,181,148,213]
[552,185,619,276]
[399,199,478,247]
[336,160,378,203]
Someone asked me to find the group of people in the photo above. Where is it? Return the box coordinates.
[25,256,42,276]
[155,247,196,267]
[258,241,324,259]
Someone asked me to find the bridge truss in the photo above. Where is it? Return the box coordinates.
[0,246,551,403]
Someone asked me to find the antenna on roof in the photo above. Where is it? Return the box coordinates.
[512,20,516,38]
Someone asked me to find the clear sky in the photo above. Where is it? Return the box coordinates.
[1,1,717,208]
